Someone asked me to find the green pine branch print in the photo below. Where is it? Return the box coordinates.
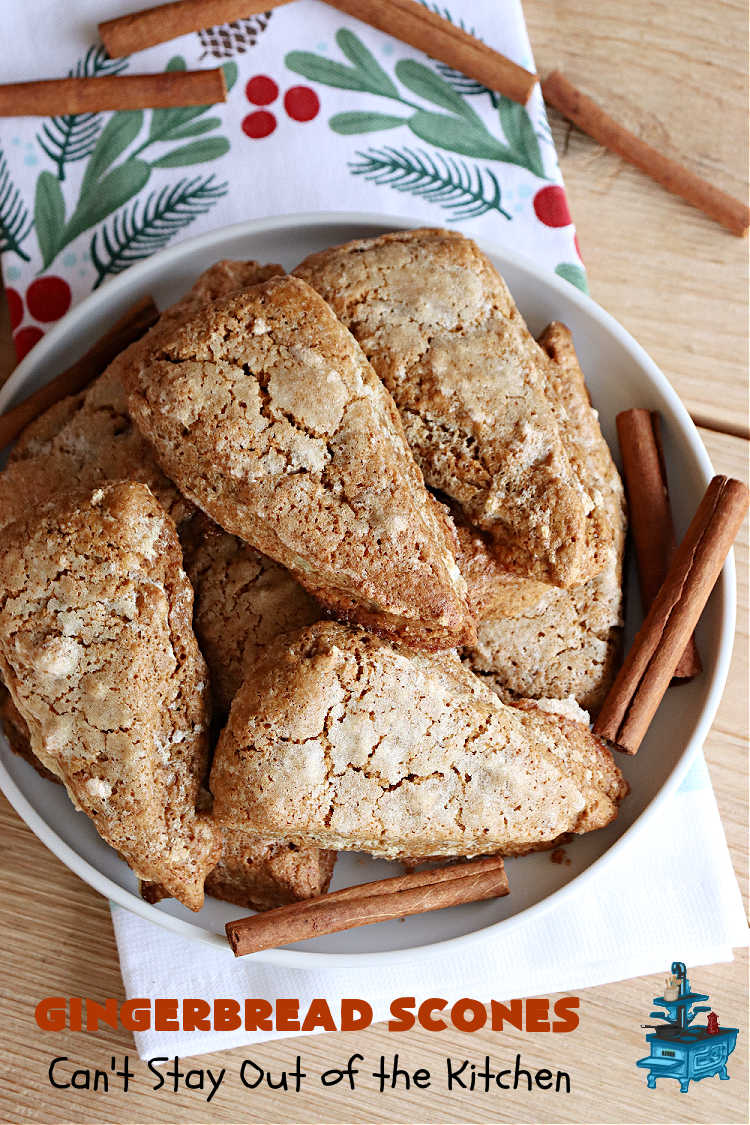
[286,27,548,179]
[36,45,129,182]
[33,55,237,270]
[349,147,510,220]
[91,175,228,287]
[0,148,32,261]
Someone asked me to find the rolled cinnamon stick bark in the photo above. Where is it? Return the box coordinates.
[0,70,226,116]
[100,1,293,58]
[616,409,701,680]
[594,475,749,754]
[0,295,159,449]
[226,856,509,956]
[542,71,750,237]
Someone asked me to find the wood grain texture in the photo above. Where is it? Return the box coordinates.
[0,2,747,1121]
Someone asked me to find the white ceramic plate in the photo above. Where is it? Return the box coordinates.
[0,212,734,967]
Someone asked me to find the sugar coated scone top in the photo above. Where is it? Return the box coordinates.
[181,513,320,715]
[124,274,474,650]
[210,621,627,859]
[0,482,221,911]
[295,228,604,588]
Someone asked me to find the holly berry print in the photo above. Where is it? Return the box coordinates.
[242,75,320,139]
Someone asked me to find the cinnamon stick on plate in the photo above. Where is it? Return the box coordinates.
[100,0,293,58]
[616,409,701,680]
[594,475,749,755]
[0,295,159,449]
[0,70,226,117]
[541,71,750,237]
[226,856,509,956]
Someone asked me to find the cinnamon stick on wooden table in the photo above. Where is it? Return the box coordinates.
[0,70,226,117]
[0,296,159,449]
[100,0,293,58]
[226,856,510,956]
[616,409,701,680]
[542,71,750,237]
[594,475,749,755]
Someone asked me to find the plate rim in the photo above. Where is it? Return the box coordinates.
[0,209,735,968]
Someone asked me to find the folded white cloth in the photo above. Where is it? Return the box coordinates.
[113,755,748,1059]
[1,0,745,1062]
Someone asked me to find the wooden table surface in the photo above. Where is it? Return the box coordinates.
[1,2,748,1122]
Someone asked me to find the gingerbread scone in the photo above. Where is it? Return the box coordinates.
[181,513,320,715]
[0,483,221,911]
[210,622,627,860]
[295,229,606,587]
[0,260,284,535]
[462,323,627,712]
[124,275,474,650]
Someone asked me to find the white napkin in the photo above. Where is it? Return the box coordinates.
[0,0,745,1061]
[113,755,748,1060]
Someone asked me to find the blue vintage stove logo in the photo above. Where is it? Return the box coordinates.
[636,961,738,1093]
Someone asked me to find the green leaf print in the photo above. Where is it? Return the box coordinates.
[336,28,400,98]
[330,111,408,135]
[555,262,589,294]
[34,171,66,268]
[81,111,144,198]
[63,159,151,246]
[150,137,230,168]
[285,51,372,92]
[408,111,511,161]
[394,60,479,122]
[498,97,546,178]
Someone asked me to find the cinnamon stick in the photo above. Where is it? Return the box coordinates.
[542,71,750,237]
[326,0,537,105]
[226,856,509,956]
[616,409,701,680]
[0,295,159,449]
[594,475,749,754]
[101,1,293,58]
[0,70,226,116]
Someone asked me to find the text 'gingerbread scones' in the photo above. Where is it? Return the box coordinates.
[295,229,606,588]
[124,274,474,651]
[0,483,221,911]
[210,622,627,860]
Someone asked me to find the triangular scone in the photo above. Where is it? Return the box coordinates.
[461,323,627,712]
[0,260,283,536]
[295,228,605,587]
[210,622,627,860]
[0,483,221,910]
[181,513,321,715]
[123,274,474,650]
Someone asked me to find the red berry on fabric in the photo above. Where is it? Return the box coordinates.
[5,287,22,331]
[533,185,572,228]
[242,110,277,139]
[284,86,320,122]
[26,276,72,322]
[245,75,279,106]
[13,325,44,360]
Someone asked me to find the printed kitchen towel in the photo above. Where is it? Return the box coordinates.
[0,0,585,356]
[0,0,746,1061]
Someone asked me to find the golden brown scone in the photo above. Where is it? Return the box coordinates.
[204,834,337,911]
[461,323,627,712]
[0,483,221,911]
[1,260,284,535]
[210,622,627,860]
[181,513,320,715]
[0,681,59,782]
[124,274,474,651]
[295,228,605,587]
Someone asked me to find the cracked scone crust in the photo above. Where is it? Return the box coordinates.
[295,228,603,587]
[0,260,283,536]
[182,513,320,715]
[462,323,627,712]
[204,833,336,911]
[0,482,221,911]
[124,274,474,650]
[210,622,627,859]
